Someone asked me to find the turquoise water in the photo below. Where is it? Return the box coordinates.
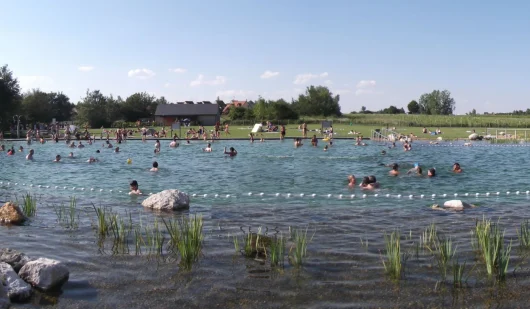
[2,139,530,307]
[2,139,530,204]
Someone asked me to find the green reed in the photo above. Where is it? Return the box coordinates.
[93,205,111,237]
[269,233,285,267]
[162,217,180,253]
[53,197,79,229]
[420,223,437,250]
[289,227,311,267]
[473,217,512,281]
[434,237,456,282]
[233,235,240,254]
[452,259,466,288]
[517,220,530,249]
[176,214,204,270]
[21,193,37,217]
[145,218,165,257]
[382,231,408,280]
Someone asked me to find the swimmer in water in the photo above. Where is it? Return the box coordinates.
[389,163,399,176]
[311,135,318,147]
[203,143,212,152]
[68,152,74,158]
[294,138,303,147]
[19,146,23,152]
[150,161,159,172]
[87,157,98,163]
[348,175,356,187]
[129,180,142,195]
[26,149,34,160]
[407,163,420,175]
[96,150,100,153]
[324,145,328,151]
[54,154,61,162]
[78,142,85,148]
[69,142,76,148]
[453,163,463,173]
[155,139,161,151]
[428,168,436,177]
[114,147,120,153]
[224,147,237,157]
[0,145,4,151]
[7,148,14,156]
[359,176,372,190]
[381,150,386,155]
[169,138,179,148]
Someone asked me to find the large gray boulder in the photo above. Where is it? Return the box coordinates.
[0,249,31,273]
[0,278,9,309]
[141,189,190,211]
[0,263,31,301]
[19,258,69,291]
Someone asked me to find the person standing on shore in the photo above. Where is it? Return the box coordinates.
[302,123,307,139]
[280,125,286,140]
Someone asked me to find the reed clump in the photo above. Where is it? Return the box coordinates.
[162,215,203,269]
[473,217,512,281]
[289,227,311,267]
[53,197,79,229]
[269,233,285,267]
[517,220,530,249]
[382,230,409,280]
[93,205,111,238]
[21,193,37,217]
[433,236,456,282]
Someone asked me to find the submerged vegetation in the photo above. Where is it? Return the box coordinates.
[20,193,37,217]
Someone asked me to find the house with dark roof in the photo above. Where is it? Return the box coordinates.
[222,100,249,114]
[155,102,220,126]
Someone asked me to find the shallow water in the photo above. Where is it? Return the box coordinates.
[2,139,530,308]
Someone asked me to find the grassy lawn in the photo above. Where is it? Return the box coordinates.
[86,124,487,140]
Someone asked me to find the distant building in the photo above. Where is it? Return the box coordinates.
[222,100,249,115]
[155,102,220,126]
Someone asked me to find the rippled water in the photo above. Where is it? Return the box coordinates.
[2,139,530,308]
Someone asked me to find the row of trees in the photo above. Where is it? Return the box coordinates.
[228,85,342,120]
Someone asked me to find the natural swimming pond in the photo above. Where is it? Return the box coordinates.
[2,139,530,308]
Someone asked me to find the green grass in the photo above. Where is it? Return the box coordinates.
[420,223,437,250]
[289,227,311,267]
[93,205,111,238]
[383,231,407,280]
[175,214,204,270]
[517,220,530,249]
[434,237,456,282]
[452,259,466,288]
[21,193,37,217]
[109,212,132,254]
[269,233,285,267]
[473,217,512,281]
[53,197,79,229]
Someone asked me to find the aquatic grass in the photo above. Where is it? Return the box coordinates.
[434,237,456,282]
[420,223,437,250]
[452,259,466,288]
[93,205,111,237]
[473,217,513,281]
[359,237,369,248]
[289,227,311,267]
[382,230,404,280]
[21,193,37,217]
[108,212,132,254]
[233,235,240,254]
[269,233,285,267]
[53,197,79,229]
[162,217,180,253]
[516,220,530,249]
[175,214,204,270]
[145,218,165,257]
[242,227,263,258]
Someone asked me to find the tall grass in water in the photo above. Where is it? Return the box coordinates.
[452,259,466,288]
[145,218,164,257]
[383,231,409,280]
[289,227,311,267]
[93,205,111,237]
[109,212,132,254]
[21,193,37,217]
[269,233,285,267]
[176,214,204,270]
[434,237,456,282]
[517,220,530,249]
[420,223,437,250]
[473,217,512,281]
[53,197,79,229]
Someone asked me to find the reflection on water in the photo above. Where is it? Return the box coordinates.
[2,140,530,307]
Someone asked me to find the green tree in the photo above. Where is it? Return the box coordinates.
[292,85,341,116]
[120,92,157,122]
[76,90,118,127]
[418,90,456,115]
[407,100,420,114]
[0,65,22,128]
[228,106,247,120]
[49,92,74,121]
[22,89,54,123]
[269,99,298,119]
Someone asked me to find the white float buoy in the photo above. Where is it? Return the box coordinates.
[30,184,33,187]
[507,191,510,195]
[72,187,76,190]
[260,192,264,196]
[55,186,58,189]
[275,193,280,197]
[454,193,458,197]
[476,193,479,196]
[486,192,490,196]
[109,190,113,192]
[63,187,67,190]
[465,193,469,196]
[362,194,367,198]
[226,194,230,198]
[248,192,252,196]
[432,194,436,198]
[287,193,291,198]
[442,194,447,197]
[81,188,84,191]
[526,191,530,195]
[374,194,378,197]
[496,192,500,195]
[386,194,390,197]
[203,194,208,198]
[214,194,219,198]
[397,194,401,198]
[311,193,316,198]
[351,194,355,198]
[300,193,304,197]
[91,188,94,191]
[14,183,17,185]
[338,194,343,199]
[420,194,424,198]
[192,194,197,197]
[99,189,103,192]
[327,194,332,198]
[409,195,413,199]
[516,191,520,195]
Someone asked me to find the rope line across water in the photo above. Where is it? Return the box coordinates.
[1,181,530,201]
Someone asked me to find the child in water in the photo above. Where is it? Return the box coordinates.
[224,147,237,157]
[129,180,142,195]
[203,143,212,152]
[150,161,159,172]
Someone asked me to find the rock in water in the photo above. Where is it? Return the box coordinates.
[443,200,474,209]
[19,258,69,291]
[0,280,9,309]
[469,133,479,140]
[0,249,31,272]
[0,202,26,225]
[141,189,190,211]
[0,263,32,301]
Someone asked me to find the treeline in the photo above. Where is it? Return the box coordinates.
[228,85,341,120]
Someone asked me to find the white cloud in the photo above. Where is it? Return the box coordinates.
[260,70,280,79]
[18,76,54,91]
[293,72,329,85]
[78,66,94,72]
[190,74,226,87]
[169,68,187,73]
[355,80,377,96]
[164,83,171,88]
[216,89,255,99]
[324,80,333,85]
[128,68,156,79]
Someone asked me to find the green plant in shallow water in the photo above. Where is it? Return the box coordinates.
[434,236,456,282]
[93,205,111,237]
[517,220,530,249]
[21,193,37,217]
[382,230,408,280]
[53,197,79,229]
[289,227,311,267]
[473,217,512,281]
[176,214,204,270]
[269,233,285,267]
[421,223,437,250]
[452,259,466,288]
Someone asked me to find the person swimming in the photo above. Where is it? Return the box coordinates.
[68,152,74,158]
[155,139,161,151]
[381,150,386,155]
[169,138,179,147]
[26,149,34,160]
[78,142,85,148]
[368,175,380,188]
[69,142,76,148]
[389,163,399,176]
[453,163,463,173]
[359,176,372,189]
[348,175,356,187]
[324,145,328,151]
[115,147,120,153]
[150,161,159,172]
[311,135,318,147]
[294,138,303,147]
[54,154,61,162]
[129,180,142,195]
[203,143,212,152]
[18,146,23,152]
[428,168,436,177]
[224,147,237,157]
[87,157,98,163]
[0,145,4,151]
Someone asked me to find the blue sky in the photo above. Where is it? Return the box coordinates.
[2,0,529,114]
